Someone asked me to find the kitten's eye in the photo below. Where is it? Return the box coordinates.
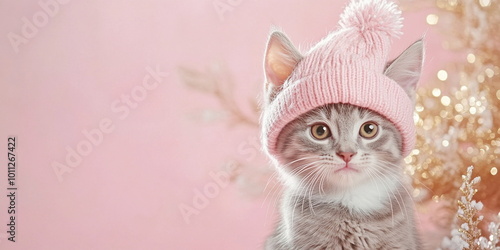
[359,122,378,138]
[310,123,331,140]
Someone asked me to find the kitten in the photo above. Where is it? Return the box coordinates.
[260,1,424,247]
[266,102,422,249]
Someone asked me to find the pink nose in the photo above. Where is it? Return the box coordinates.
[337,152,356,162]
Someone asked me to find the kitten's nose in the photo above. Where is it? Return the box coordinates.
[337,152,356,162]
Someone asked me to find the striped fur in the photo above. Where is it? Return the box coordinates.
[266,104,421,249]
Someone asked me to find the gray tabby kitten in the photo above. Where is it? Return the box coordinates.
[263,34,424,249]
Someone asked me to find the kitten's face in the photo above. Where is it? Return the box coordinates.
[264,32,423,195]
[276,103,403,193]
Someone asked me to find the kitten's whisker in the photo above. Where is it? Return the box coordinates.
[371,163,415,228]
[262,170,289,224]
[375,161,424,226]
[370,167,406,225]
[283,156,321,168]
[306,165,326,215]
[290,160,332,216]
[284,160,325,187]
[366,168,395,226]
[287,160,327,177]
[298,167,321,213]
[290,161,326,224]
[262,176,284,224]
[262,170,280,194]
[264,159,321,226]
[375,162,418,205]
[262,155,321,202]
[262,171,282,209]
[318,166,329,196]
[373,162,412,195]
[292,160,329,216]
[379,160,436,197]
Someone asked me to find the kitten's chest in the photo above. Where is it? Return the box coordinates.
[290,205,386,249]
[279,199,417,250]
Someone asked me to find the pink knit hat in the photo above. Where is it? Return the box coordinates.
[262,0,416,157]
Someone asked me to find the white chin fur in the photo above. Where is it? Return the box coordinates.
[323,174,399,214]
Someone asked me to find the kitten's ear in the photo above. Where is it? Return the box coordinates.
[384,40,424,103]
[264,31,302,103]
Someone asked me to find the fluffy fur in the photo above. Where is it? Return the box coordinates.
[261,0,424,248]
[262,35,424,250]
[265,104,421,249]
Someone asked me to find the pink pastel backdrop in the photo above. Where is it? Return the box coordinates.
[0,0,452,249]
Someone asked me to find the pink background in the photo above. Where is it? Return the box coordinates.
[0,0,451,249]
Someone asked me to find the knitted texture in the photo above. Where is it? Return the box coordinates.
[261,0,416,157]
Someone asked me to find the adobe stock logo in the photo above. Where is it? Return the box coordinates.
[213,0,244,21]
[178,163,236,224]
[7,0,71,54]
[51,65,168,182]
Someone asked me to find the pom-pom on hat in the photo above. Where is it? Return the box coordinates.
[261,0,424,158]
